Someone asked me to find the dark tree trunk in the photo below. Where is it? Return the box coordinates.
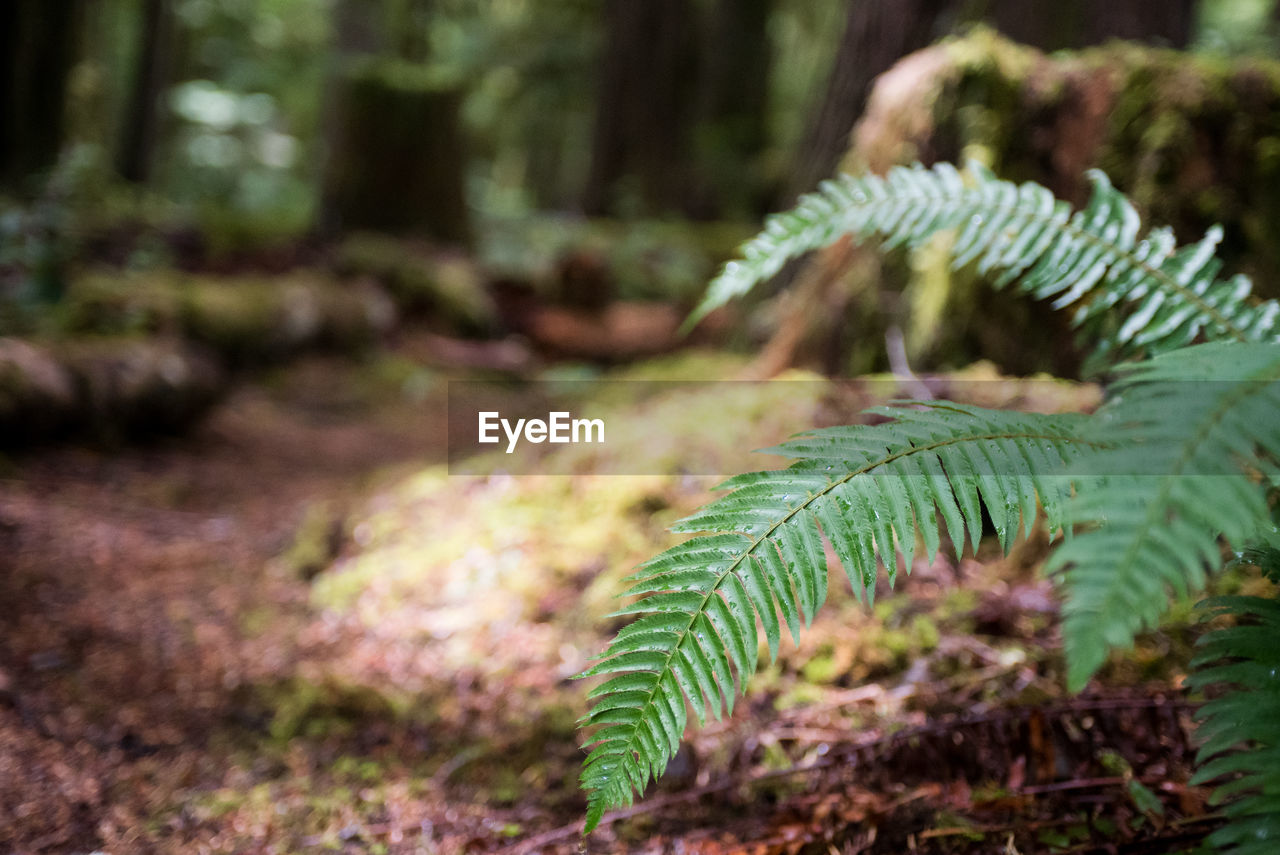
[320,60,471,245]
[786,0,953,202]
[319,0,470,244]
[116,0,174,184]
[581,0,701,217]
[689,0,773,217]
[787,0,1195,203]
[983,0,1194,51]
[0,0,84,189]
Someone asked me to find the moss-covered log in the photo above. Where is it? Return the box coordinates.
[321,58,472,245]
[0,338,78,445]
[59,271,396,368]
[334,232,494,334]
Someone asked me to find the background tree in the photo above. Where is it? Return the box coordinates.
[581,0,702,218]
[115,0,175,184]
[319,0,471,243]
[787,0,953,203]
[788,0,1196,204]
[0,0,85,190]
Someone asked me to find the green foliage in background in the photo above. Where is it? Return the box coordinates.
[577,163,1280,850]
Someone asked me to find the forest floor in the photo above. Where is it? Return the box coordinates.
[0,340,1234,854]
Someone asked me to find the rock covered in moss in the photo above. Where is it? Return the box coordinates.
[0,338,78,444]
[59,270,396,368]
[335,232,494,333]
[55,338,227,441]
[853,26,1280,290]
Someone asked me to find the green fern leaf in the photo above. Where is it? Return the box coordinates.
[577,403,1095,829]
[1048,341,1280,691]
[1187,595,1280,854]
[686,163,1280,363]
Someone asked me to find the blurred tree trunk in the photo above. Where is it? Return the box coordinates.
[332,0,386,55]
[581,0,701,217]
[116,0,174,184]
[788,0,1194,203]
[321,61,471,244]
[319,0,471,244]
[689,0,773,218]
[583,0,774,219]
[0,0,84,189]
[786,0,953,203]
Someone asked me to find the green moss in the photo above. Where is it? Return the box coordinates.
[178,273,391,365]
[282,501,340,580]
[260,677,419,744]
[800,643,842,684]
[852,28,1280,373]
[55,271,184,336]
[336,232,493,331]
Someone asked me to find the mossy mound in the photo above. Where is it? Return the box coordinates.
[847,27,1280,372]
[179,274,394,366]
[334,232,494,333]
[0,268,401,447]
[856,27,1280,279]
[58,270,396,367]
[0,336,226,446]
[54,337,227,441]
[0,338,79,445]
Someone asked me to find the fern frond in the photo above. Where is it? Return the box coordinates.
[686,162,1280,363]
[577,404,1095,829]
[1187,594,1280,854]
[1048,341,1280,691]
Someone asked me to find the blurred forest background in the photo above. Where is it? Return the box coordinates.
[4,1,1280,853]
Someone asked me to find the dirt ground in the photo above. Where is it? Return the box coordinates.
[0,350,1221,854]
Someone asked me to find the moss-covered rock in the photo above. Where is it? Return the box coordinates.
[0,338,78,444]
[847,27,1280,372]
[58,270,396,368]
[0,336,227,447]
[54,337,227,442]
[335,232,493,333]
